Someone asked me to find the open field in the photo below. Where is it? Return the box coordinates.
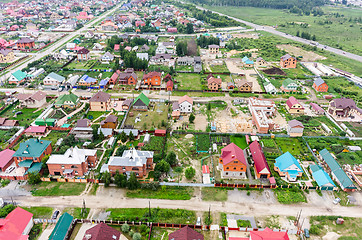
[22,206,53,218]
[309,216,362,238]
[201,187,228,202]
[230,135,247,149]
[175,73,203,90]
[125,103,168,130]
[0,104,42,125]
[126,186,193,200]
[42,130,69,146]
[29,182,86,196]
[204,5,362,56]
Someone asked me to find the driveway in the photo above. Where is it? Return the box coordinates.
[0,181,31,198]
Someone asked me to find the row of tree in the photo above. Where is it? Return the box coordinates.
[197,35,220,48]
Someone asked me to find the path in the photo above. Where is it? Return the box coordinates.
[57,101,86,126]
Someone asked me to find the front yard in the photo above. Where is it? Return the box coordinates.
[126,186,193,200]
[29,182,86,196]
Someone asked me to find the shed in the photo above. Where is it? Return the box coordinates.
[155,129,166,136]
[143,133,150,143]
[48,212,74,240]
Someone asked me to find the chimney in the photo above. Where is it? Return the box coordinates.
[85,234,92,240]
[232,155,235,158]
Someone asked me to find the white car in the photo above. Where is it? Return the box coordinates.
[333,197,341,205]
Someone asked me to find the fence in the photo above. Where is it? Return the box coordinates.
[40,177,100,183]
[0,56,29,73]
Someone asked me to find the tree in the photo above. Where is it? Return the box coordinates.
[120,131,127,143]
[114,171,127,188]
[127,172,140,190]
[28,173,41,185]
[102,171,112,187]
[185,166,195,179]
[155,160,170,174]
[176,41,188,56]
[0,204,16,218]
[133,233,142,240]
[116,145,128,156]
[121,223,130,233]
[129,131,135,141]
[189,113,195,123]
[92,124,99,140]
[165,152,177,166]
[207,102,211,111]
[186,23,194,34]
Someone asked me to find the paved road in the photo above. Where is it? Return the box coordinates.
[191,3,362,63]
[9,192,362,218]
[0,4,122,81]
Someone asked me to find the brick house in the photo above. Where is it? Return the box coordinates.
[208,44,219,54]
[280,54,296,68]
[77,48,90,61]
[286,96,304,114]
[328,97,362,118]
[166,80,173,91]
[219,143,247,179]
[107,149,154,178]
[249,140,270,179]
[89,91,111,111]
[24,126,48,137]
[100,114,118,129]
[114,68,137,85]
[47,147,97,177]
[0,149,15,172]
[143,72,162,86]
[16,37,35,50]
[312,77,328,92]
[207,77,222,90]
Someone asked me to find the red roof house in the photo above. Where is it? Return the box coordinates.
[166,80,173,91]
[219,143,247,179]
[0,149,15,172]
[114,44,120,51]
[24,126,48,136]
[0,207,33,240]
[202,165,210,174]
[82,222,121,240]
[249,140,270,179]
[250,227,289,240]
[286,96,304,114]
[155,129,166,136]
[168,226,204,240]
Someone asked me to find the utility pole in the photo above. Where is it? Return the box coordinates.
[208,205,211,224]
[149,201,151,217]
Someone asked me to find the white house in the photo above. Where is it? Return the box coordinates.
[156,45,167,54]
[178,95,193,114]
[93,43,104,51]
[101,52,114,64]
[43,72,65,86]
[137,52,149,61]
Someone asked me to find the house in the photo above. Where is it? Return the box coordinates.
[78,75,97,87]
[111,68,137,85]
[93,43,104,51]
[281,78,298,92]
[166,80,174,91]
[137,52,149,61]
[202,165,211,184]
[106,148,154,177]
[89,91,111,111]
[248,97,276,133]
[0,149,15,172]
[133,93,150,111]
[319,149,356,191]
[47,147,97,177]
[43,72,65,86]
[16,37,35,49]
[219,143,247,179]
[167,27,178,33]
[227,82,235,90]
[0,48,14,63]
[274,152,303,181]
[313,77,328,92]
[207,77,222,90]
[237,79,253,92]
[77,48,90,61]
[309,164,335,188]
[143,72,162,86]
[178,95,193,114]
[0,207,33,240]
[82,222,122,240]
[194,56,202,72]
[177,56,194,65]
[256,57,267,67]
[168,226,204,240]
[101,21,118,31]
[135,20,146,27]
[122,99,132,111]
[48,213,74,240]
[24,126,48,137]
[280,54,296,68]
[114,44,120,51]
[0,118,18,127]
[249,141,270,179]
[327,97,362,118]
[139,44,150,52]
[286,96,304,114]
[16,91,46,108]
[287,119,304,137]
[155,129,166,137]
[55,93,80,109]
[264,82,278,94]
[310,102,324,115]
[8,70,31,85]
[71,119,93,141]
[84,30,94,39]
[101,52,114,64]
[101,115,118,129]
[242,56,254,68]
[249,227,289,240]
[208,44,219,54]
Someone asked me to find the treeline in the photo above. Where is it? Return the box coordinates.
[197,35,219,48]
[296,31,316,41]
[190,0,326,15]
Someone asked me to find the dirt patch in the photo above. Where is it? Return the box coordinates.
[262,67,286,76]
[232,33,259,39]
[277,44,326,61]
[322,232,341,240]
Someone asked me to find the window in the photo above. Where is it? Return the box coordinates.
[233,167,236,170]
[240,168,243,170]
[226,172,228,175]
[240,173,242,175]
[226,167,229,170]
[234,161,238,163]
[122,167,126,170]
[61,165,64,169]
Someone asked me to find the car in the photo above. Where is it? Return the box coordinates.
[15,111,23,115]
[333,197,341,205]
[304,229,310,238]
[52,210,60,219]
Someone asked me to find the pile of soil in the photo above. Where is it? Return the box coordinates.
[262,67,286,76]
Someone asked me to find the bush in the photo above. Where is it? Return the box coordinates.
[0,204,15,218]
[309,225,321,235]
[185,167,195,179]
[121,223,130,233]
[133,232,141,240]
[246,191,251,196]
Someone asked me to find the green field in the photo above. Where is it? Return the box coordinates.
[230,135,247,149]
[125,103,168,130]
[126,186,193,200]
[175,73,203,90]
[0,104,42,125]
[21,207,53,218]
[309,216,362,238]
[204,5,362,56]
[274,188,307,204]
[31,182,86,196]
[201,187,228,202]
[323,77,362,105]
[42,131,69,146]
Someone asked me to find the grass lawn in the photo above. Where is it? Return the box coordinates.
[209,63,230,73]
[86,111,105,121]
[125,103,168,130]
[309,216,362,238]
[230,135,248,149]
[0,104,42,125]
[282,63,311,79]
[66,60,96,70]
[201,187,228,202]
[107,208,196,224]
[273,188,307,204]
[175,73,203,90]
[274,137,311,160]
[42,130,69,146]
[176,64,194,72]
[21,207,53,218]
[237,219,252,228]
[172,91,225,97]
[64,207,90,219]
[204,5,362,56]
[31,182,86,196]
[0,128,17,148]
[126,186,193,200]
[323,77,362,104]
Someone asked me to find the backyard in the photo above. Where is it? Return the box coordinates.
[274,137,313,161]
[125,103,168,130]
[230,135,248,149]
[0,104,43,125]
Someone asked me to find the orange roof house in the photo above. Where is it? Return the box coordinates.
[143,71,161,86]
[280,54,296,68]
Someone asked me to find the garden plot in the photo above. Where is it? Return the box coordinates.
[214,106,253,133]
[125,103,168,130]
[276,44,326,61]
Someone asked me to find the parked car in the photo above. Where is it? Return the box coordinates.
[333,197,341,205]
[304,228,310,238]
[52,210,60,219]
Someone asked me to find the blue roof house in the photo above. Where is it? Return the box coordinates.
[309,164,335,187]
[274,152,303,182]
[242,56,254,67]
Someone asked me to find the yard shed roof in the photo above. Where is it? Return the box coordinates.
[0,149,15,169]
[249,140,269,174]
[133,93,150,106]
[49,212,74,240]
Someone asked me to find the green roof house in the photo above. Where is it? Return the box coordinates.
[55,93,79,109]
[133,93,150,111]
[281,78,298,92]
[49,212,74,240]
[13,138,52,174]
[319,149,356,191]
[8,70,32,85]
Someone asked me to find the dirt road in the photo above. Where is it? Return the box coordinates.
[11,192,362,218]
